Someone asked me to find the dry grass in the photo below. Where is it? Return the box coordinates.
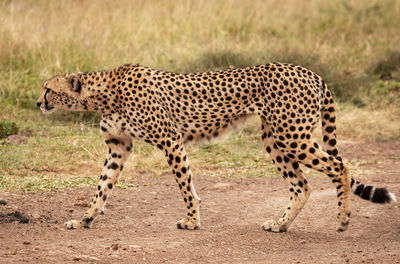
[337,105,400,142]
[1,0,400,192]
[1,0,400,103]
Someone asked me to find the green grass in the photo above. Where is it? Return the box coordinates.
[1,0,400,192]
[0,114,277,192]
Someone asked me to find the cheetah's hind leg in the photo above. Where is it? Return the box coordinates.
[261,121,312,232]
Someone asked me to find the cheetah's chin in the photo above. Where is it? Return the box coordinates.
[41,106,56,114]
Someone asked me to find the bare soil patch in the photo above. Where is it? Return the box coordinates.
[1,141,399,263]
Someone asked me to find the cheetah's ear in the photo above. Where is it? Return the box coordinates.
[67,74,82,93]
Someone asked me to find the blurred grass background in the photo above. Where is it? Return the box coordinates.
[0,0,399,191]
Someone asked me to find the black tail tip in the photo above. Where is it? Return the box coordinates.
[371,188,397,204]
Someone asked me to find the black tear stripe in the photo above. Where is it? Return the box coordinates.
[44,88,51,106]
[76,80,82,93]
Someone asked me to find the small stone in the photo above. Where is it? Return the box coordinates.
[0,200,7,205]
[73,255,99,262]
[111,244,119,250]
[87,256,100,262]
[129,244,142,249]
[73,202,89,207]
[23,241,31,245]
[76,196,85,201]
[212,182,233,190]
[32,213,41,219]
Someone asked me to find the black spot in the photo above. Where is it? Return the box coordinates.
[84,217,93,224]
[108,183,113,189]
[108,162,119,170]
[298,153,307,160]
[276,141,286,148]
[325,126,334,133]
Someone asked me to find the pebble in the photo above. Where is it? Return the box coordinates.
[111,244,119,250]
[31,213,41,219]
[73,202,89,207]
[212,182,233,190]
[73,255,100,262]
[129,244,142,249]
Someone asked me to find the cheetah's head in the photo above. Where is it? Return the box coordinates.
[36,74,87,114]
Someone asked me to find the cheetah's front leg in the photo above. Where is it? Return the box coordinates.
[65,135,132,229]
[162,139,201,230]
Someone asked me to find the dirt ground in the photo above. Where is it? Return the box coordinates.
[1,140,399,263]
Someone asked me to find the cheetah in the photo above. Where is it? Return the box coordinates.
[37,63,396,232]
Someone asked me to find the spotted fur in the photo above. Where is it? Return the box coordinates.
[37,63,396,232]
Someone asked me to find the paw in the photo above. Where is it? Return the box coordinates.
[65,220,84,229]
[176,217,200,230]
[336,219,350,232]
[262,220,287,233]
[336,213,350,232]
[65,219,93,229]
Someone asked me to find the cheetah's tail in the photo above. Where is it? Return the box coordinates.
[320,81,397,204]
[350,178,397,203]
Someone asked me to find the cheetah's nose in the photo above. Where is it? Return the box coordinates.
[36,101,42,108]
